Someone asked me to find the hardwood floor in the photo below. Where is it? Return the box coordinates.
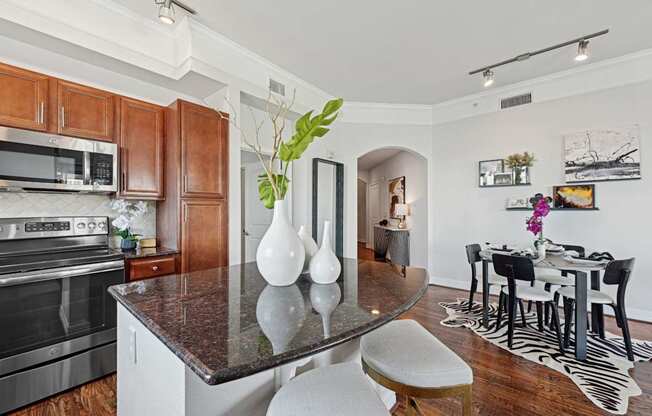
[10,284,652,415]
[358,241,377,261]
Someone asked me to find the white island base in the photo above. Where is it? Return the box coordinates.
[116,305,396,415]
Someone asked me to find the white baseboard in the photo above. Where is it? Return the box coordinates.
[428,275,652,323]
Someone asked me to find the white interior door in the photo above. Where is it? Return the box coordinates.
[367,181,382,248]
[242,160,273,263]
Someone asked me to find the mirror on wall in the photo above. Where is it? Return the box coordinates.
[312,158,344,257]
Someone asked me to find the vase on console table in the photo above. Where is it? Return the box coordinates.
[309,221,341,284]
[256,199,305,286]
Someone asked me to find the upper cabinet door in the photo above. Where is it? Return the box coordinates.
[57,80,115,142]
[180,101,228,199]
[0,63,48,131]
[119,97,165,200]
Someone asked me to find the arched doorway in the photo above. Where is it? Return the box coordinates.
[357,147,429,269]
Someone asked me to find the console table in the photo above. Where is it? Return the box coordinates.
[373,225,410,266]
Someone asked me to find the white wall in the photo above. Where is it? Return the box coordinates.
[365,152,428,268]
[431,80,652,321]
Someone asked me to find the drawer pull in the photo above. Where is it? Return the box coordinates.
[152,265,160,271]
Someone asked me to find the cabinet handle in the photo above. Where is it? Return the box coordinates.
[122,172,126,191]
[152,265,159,272]
[60,106,65,128]
[183,175,189,192]
[38,102,45,124]
[184,207,188,223]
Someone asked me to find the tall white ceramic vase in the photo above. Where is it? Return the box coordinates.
[256,200,305,286]
[309,221,341,284]
[297,225,319,274]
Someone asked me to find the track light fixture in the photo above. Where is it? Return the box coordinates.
[154,0,196,25]
[470,29,608,87]
[575,40,589,62]
[483,69,494,87]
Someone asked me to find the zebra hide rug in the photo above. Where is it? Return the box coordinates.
[439,299,652,415]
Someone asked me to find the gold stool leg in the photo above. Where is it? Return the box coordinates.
[462,385,473,416]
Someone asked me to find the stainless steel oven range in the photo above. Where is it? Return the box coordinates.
[0,216,124,413]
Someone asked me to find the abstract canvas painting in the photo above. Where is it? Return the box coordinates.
[564,125,641,182]
[553,185,595,209]
[388,176,405,219]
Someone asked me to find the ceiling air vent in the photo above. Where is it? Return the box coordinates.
[269,78,286,97]
[501,93,532,109]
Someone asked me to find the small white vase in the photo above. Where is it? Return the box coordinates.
[537,241,547,260]
[309,221,341,284]
[297,225,319,274]
[256,200,305,287]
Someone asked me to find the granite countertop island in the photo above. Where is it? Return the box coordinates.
[109,258,428,416]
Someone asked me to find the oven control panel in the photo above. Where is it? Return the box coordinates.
[25,221,71,233]
[0,217,109,240]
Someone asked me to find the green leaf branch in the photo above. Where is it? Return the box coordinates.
[219,91,343,208]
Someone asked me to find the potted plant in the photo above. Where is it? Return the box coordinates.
[505,152,535,185]
[222,92,343,286]
[111,200,148,251]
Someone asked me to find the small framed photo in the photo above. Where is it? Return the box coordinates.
[506,197,530,209]
[494,172,513,186]
[479,159,505,187]
[553,184,595,209]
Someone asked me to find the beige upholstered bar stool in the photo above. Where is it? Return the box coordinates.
[361,319,474,415]
[267,362,389,416]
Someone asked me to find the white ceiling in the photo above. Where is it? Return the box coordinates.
[113,1,652,104]
[357,149,401,171]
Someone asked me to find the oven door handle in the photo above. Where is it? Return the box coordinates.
[0,260,124,287]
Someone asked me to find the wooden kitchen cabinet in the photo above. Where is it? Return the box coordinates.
[180,199,228,273]
[118,97,165,200]
[126,254,178,282]
[180,101,228,199]
[56,79,115,142]
[0,62,49,131]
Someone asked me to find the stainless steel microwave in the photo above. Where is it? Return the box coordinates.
[0,127,117,193]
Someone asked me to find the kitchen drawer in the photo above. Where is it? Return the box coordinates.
[127,255,177,281]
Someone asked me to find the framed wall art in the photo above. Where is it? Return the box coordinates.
[564,125,641,182]
[553,184,596,209]
[388,176,405,219]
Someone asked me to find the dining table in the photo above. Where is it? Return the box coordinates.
[479,249,608,361]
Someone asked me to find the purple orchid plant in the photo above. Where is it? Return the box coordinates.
[526,193,552,244]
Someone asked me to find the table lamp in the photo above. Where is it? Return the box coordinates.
[395,203,409,229]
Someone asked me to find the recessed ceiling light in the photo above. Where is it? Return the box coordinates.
[483,69,495,88]
[575,40,589,62]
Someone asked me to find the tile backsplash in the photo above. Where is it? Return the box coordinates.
[0,192,156,240]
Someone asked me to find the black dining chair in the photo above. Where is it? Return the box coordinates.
[465,244,509,312]
[559,258,636,361]
[493,254,564,353]
[537,244,586,326]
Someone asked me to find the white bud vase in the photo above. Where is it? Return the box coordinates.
[297,225,319,274]
[256,199,305,286]
[309,221,341,284]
